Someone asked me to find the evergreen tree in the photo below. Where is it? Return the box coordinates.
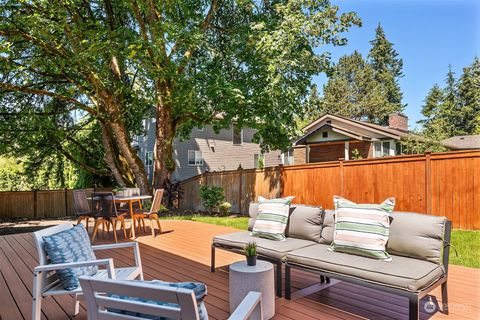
[458,57,480,134]
[418,57,480,141]
[368,24,404,116]
[419,84,446,136]
[321,51,389,123]
[442,66,461,134]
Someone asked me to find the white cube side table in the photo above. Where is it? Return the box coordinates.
[229,260,275,320]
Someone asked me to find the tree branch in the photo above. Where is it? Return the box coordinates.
[0,82,99,117]
[176,0,221,74]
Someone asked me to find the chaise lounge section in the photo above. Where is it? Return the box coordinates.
[211,203,324,297]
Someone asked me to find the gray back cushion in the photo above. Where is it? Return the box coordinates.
[247,202,323,242]
[319,209,447,264]
[387,211,446,264]
[286,205,323,242]
[319,210,335,244]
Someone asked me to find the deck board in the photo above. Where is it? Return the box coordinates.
[0,220,478,320]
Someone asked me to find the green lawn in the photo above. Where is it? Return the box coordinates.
[449,229,480,268]
[163,215,480,268]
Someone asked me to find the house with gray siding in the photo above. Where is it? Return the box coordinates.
[133,119,287,182]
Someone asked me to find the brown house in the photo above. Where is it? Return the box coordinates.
[293,113,409,164]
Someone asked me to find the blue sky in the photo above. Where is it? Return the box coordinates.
[313,0,480,129]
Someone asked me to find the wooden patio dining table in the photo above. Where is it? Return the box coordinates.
[112,195,152,238]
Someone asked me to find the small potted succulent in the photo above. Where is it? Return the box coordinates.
[244,241,257,266]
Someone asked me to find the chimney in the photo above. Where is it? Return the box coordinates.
[388,113,408,131]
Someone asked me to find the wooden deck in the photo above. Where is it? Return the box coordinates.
[0,220,478,320]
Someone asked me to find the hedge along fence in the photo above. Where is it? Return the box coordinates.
[179,150,480,230]
[0,188,96,219]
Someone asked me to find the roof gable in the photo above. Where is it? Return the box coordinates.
[296,114,407,145]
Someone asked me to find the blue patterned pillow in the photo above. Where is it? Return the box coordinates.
[109,280,208,320]
[43,224,98,290]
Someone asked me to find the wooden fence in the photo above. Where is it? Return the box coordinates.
[179,150,480,230]
[0,189,95,219]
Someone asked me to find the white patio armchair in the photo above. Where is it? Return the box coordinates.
[32,223,143,320]
[80,277,263,320]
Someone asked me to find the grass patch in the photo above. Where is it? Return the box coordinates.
[450,229,480,268]
[163,215,480,268]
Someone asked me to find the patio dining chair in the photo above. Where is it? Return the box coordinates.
[91,192,128,243]
[131,189,165,237]
[32,223,143,320]
[80,276,263,320]
[73,189,95,232]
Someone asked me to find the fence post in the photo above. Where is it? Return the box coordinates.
[33,189,38,219]
[278,164,284,198]
[339,158,345,197]
[425,152,432,215]
[64,188,68,217]
[238,166,243,214]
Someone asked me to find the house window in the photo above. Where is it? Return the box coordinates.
[322,132,328,138]
[396,142,404,155]
[373,141,394,158]
[282,149,294,165]
[146,151,153,174]
[254,154,265,168]
[188,150,203,166]
[232,124,243,145]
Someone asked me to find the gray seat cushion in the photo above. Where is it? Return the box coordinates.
[213,231,316,261]
[387,212,446,264]
[286,244,445,292]
[248,202,323,242]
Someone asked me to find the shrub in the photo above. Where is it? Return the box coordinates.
[158,204,169,213]
[218,202,232,216]
[200,185,225,213]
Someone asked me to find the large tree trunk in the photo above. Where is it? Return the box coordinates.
[108,120,151,194]
[99,122,128,187]
[153,100,175,190]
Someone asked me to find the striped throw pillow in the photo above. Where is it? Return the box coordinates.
[329,196,395,261]
[251,196,295,241]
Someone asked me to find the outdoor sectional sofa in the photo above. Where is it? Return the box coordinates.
[211,203,452,320]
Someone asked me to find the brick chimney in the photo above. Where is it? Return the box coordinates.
[388,113,408,131]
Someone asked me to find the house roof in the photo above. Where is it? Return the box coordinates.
[442,135,480,150]
[295,123,373,145]
[295,113,408,145]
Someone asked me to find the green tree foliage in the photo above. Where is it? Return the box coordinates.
[419,58,480,140]
[368,24,404,116]
[321,51,388,123]
[306,24,404,125]
[0,157,32,191]
[457,57,480,134]
[0,0,361,192]
[418,84,447,137]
